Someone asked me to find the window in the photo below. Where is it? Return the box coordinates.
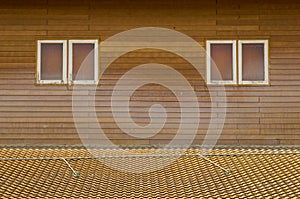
[238,40,268,85]
[68,40,98,84]
[37,40,67,84]
[206,39,269,85]
[206,40,237,84]
[37,39,98,85]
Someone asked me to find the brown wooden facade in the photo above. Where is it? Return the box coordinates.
[0,0,300,145]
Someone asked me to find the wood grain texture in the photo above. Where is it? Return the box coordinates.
[0,0,299,145]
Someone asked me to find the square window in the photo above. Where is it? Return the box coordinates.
[206,40,237,84]
[238,40,268,85]
[37,40,67,84]
[68,40,98,84]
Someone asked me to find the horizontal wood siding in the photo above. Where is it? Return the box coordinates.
[0,0,299,145]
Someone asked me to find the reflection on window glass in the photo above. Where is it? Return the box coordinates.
[210,44,233,81]
[242,44,265,81]
[72,43,95,80]
[41,43,63,80]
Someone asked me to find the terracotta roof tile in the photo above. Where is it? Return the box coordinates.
[0,146,299,198]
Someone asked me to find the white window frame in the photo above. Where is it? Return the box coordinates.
[238,40,269,85]
[68,40,99,85]
[37,40,67,84]
[206,40,237,85]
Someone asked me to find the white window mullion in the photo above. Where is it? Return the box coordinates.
[94,41,99,84]
[62,40,67,84]
[68,42,74,85]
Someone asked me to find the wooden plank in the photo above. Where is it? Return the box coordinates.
[271,42,300,47]
[0,8,47,15]
[0,138,81,145]
[261,113,300,118]
[0,1,298,145]
[0,122,78,128]
[271,75,300,80]
[270,81,300,86]
[237,134,299,140]
[279,139,300,145]
[0,25,89,31]
[0,14,88,20]
[260,102,300,107]
[270,70,300,75]
[260,107,300,113]
[238,139,279,145]
[0,19,46,25]
[0,57,35,63]
[0,90,88,96]
[261,118,300,124]
[0,0,46,5]
[0,30,46,36]
[260,123,300,129]
[260,96,300,102]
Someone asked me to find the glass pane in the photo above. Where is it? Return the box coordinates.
[72,43,95,80]
[242,44,265,81]
[210,44,233,81]
[41,43,63,80]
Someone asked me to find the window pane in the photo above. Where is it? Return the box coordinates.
[72,43,95,80]
[242,44,264,81]
[41,43,63,80]
[210,44,233,81]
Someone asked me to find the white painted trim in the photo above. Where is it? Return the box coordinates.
[206,40,237,85]
[238,40,269,85]
[37,40,67,84]
[68,40,99,85]
[62,41,67,84]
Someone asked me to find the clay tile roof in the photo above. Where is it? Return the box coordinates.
[0,146,299,198]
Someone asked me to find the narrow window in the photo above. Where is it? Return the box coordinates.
[68,40,98,84]
[37,40,67,84]
[206,40,237,84]
[238,40,268,85]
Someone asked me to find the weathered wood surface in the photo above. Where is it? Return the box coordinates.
[0,0,299,145]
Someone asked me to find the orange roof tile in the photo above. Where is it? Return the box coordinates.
[0,146,299,198]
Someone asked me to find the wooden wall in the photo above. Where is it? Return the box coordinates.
[0,0,300,145]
